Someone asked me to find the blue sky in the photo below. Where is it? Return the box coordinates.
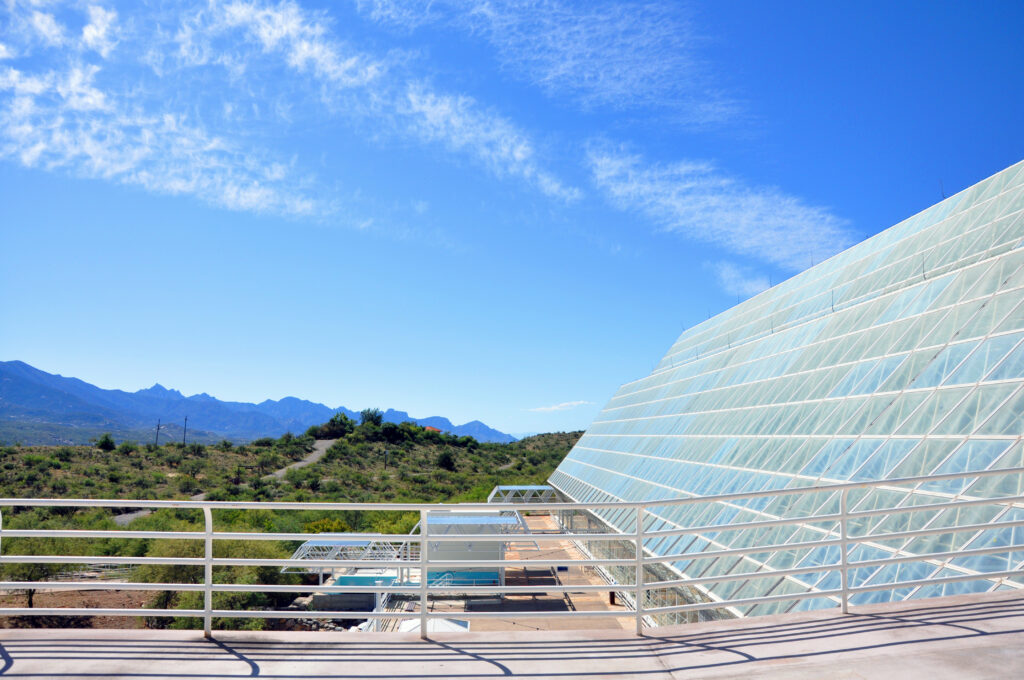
[1,1,1022,436]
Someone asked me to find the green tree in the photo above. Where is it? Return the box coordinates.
[95,433,116,452]
[0,537,77,608]
[137,538,298,630]
[381,421,405,444]
[256,452,280,475]
[436,450,457,472]
[302,517,352,533]
[360,408,384,426]
[320,413,355,439]
[179,459,202,478]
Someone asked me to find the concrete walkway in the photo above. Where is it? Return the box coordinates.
[0,591,1021,678]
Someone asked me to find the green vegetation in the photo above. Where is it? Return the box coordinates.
[0,420,581,628]
[0,436,313,501]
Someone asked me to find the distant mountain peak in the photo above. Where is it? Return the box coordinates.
[138,383,183,398]
[0,360,516,444]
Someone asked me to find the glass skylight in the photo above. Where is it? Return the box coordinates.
[550,160,1024,616]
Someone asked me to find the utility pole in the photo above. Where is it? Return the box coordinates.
[183,416,188,445]
[383,449,388,470]
[154,419,161,447]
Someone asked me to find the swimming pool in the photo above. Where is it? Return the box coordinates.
[427,570,501,586]
[330,574,397,587]
[329,571,501,588]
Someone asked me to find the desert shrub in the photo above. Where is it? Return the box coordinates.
[436,450,456,472]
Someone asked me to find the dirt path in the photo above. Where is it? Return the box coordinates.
[265,438,334,480]
[112,439,336,526]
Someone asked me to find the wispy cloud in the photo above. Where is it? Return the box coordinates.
[166,0,574,198]
[0,0,575,217]
[0,61,322,216]
[401,82,579,200]
[170,0,576,200]
[528,400,593,412]
[712,261,770,299]
[176,0,384,87]
[357,0,736,121]
[587,146,855,272]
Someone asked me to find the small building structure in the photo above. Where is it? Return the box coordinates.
[487,485,559,503]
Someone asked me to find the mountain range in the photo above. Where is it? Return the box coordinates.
[0,360,516,445]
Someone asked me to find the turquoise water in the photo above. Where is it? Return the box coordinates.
[330,571,500,587]
[331,575,397,586]
[427,570,501,586]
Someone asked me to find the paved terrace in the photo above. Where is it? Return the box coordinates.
[0,591,1020,679]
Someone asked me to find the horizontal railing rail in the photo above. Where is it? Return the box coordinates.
[0,464,1021,638]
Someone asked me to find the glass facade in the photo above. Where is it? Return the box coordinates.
[550,160,1024,617]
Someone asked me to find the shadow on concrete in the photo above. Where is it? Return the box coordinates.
[0,594,1020,678]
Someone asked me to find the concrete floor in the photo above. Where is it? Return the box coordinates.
[0,591,1021,679]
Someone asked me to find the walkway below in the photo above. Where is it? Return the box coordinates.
[0,591,1021,678]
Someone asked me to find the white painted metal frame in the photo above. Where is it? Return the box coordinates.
[0,465,1021,639]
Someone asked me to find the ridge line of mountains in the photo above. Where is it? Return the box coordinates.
[0,360,516,445]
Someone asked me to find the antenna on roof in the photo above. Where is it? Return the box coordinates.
[940,180,946,199]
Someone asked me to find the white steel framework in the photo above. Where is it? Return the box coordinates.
[550,160,1024,617]
[0,465,1021,638]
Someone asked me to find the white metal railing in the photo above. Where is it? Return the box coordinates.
[0,465,1021,639]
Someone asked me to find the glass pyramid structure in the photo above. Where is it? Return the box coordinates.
[549,160,1024,617]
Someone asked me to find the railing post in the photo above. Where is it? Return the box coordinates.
[203,506,213,638]
[419,508,429,639]
[840,489,850,615]
[635,505,645,636]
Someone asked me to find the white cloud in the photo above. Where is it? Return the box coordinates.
[30,11,67,47]
[56,64,109,111]
[169,0,574,199]
[214,0,383,86]
[358,0,735,120]
[401,82,579,200]
[0,43,14,60]
[0,0,576,217]
[82,5,118,57]
[528,400,593,412]
[356,0,433,29]
[713,261,770,299]
[0,67,51,96]
[0,63,321,216]
[588,146,855,272]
